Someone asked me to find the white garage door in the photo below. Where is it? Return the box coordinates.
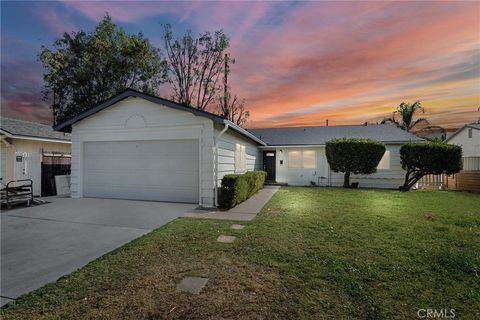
[83,140,199,203]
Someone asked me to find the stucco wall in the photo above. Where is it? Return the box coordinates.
[214,124,262,186]
[271,147,330,186]
[448,127,480,157]
[1,143,7,182]
[70,97,216,206]
[10,139,71,155]
[0,137,70,195]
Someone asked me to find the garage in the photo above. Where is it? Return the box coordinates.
[83,139,199,203]
[54,89,265,206]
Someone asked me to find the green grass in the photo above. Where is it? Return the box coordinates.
[2,187,480,319]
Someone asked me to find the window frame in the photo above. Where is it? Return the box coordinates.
[288,150,316,169]
[288,151,302,168]
[235,143,246,172]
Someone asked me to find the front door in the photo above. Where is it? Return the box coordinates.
[263,151,276,182]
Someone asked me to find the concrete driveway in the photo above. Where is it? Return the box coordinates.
[1,197,196,306]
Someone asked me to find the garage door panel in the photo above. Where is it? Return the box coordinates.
[83,140,199,203]
[85,140,197,156]
[85,162,198,175]
[84,185,197,203]
[84,171,198,187]
[84,157,198,173]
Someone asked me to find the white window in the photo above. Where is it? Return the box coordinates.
[288,151,302,168]
[377,150,390,170]
[288,150,316,168]
[468,128,472,138]
[302,150,316,168]
[235,144,246,171]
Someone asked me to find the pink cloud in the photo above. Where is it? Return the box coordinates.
[4,1,479,129]
[61,1,196,23]
[36,5,77,35]
[225,1,480,129]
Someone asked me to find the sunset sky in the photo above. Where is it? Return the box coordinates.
[1,1,479,129]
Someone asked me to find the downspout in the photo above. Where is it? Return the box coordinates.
[214,122,229,207]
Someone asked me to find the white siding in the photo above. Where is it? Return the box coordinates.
[448,127,480,157]
[70,97,215,206]
[214,124,261,186]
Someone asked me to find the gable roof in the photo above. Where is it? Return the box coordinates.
[53,88,265,146]
[1,117,71,142]
[247,124,422,146]
[446,123,480,142]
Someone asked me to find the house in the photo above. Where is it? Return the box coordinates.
[1,118,71,196]
[446,123,480,158]
[248,125,422,188]
[54,89,422,207]
[445,123,480,191]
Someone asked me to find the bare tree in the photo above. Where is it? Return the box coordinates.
[218,91,250,126]
[163,25,230,110]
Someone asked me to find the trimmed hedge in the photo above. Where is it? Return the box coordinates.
[326,137,386,188]
[219,171,267,208]
[399,141,462,191]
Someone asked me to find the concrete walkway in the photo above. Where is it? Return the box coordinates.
[185,186,280,221]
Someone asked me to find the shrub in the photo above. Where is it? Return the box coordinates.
[400,142,462,191]
[326,138,386,188]
[244,171,266,195]
[219,171,266,208]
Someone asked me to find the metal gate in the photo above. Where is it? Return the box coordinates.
[41,152,71,197]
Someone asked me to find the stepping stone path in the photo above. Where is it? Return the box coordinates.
[176,224,247,295]
[217,235,236,243]
[176,276,208,294]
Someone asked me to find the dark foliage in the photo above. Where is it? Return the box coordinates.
[400,142,462,191]
[326,138,386,188]
[40,15,167,125]
[219,171,266,208]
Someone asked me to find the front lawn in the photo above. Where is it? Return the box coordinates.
[2,188,479,319]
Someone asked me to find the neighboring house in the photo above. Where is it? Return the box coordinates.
[54,89,421,207]
[446,123,480,157]
[446,123,480,172]
[1,117,71,196]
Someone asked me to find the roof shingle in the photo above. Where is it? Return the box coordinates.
[247,124,422,146]
[0,117,71,141]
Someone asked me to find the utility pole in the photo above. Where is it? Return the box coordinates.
[224,53,228,112]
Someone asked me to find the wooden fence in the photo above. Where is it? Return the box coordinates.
[417,157,480,192]
[446,171,480,193]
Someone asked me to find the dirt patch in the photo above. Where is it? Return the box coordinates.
[265,207,284,216]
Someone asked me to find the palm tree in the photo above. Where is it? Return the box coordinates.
[381,101,429,132]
